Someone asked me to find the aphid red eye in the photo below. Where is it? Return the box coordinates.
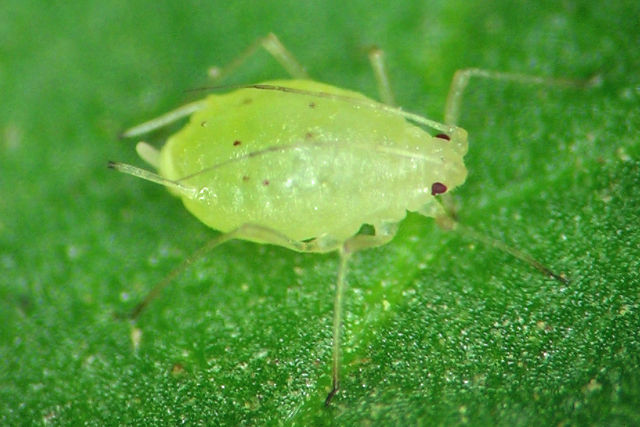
[263,179,270,186]
[233,140,242,146]
[431,182,447,195]
[435,133,450,141]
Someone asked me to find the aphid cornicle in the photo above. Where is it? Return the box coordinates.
[111,33,575,405]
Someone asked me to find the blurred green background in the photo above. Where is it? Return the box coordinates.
[2,0,639,424]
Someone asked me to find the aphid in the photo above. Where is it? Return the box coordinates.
[110,34,580,405]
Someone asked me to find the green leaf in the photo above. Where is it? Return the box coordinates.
[2,0,639,424]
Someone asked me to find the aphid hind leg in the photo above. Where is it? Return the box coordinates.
[368,47,396,106]
[208,33,309,83]
[325,228,398,406]
[444,68,592,125]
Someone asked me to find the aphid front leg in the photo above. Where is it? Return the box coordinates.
[368,47,396,106]
[444,68,592,125]
[426,193,570,284]
[325,227,398,406]
[208,33,309,83]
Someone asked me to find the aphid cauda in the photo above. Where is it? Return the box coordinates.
[111,33,581,405]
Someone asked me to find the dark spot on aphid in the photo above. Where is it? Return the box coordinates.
[200,121,208,127]
[242,97,253,105]
[263,179,270,186]
[242,175,250,182]
[431,182,447,195]
[309,102,316,108]
[435,133,450,141]
[233,140,242,146]
[305,132,313,139]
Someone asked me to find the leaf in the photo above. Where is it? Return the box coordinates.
[1,0,639,424]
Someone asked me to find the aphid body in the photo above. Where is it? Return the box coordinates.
[152,79,467,250]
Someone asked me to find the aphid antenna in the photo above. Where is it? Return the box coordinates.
[188,83,461,136]
[254,83,463,134]
[177,139,444,184]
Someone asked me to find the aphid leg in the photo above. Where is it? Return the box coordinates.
[324,247,352,407]
[121,100,207,138]
[368,47,396,106]
[325,228,397,406]
[128,230,238,319]
[135,142,160,169]
[429,201,569,284]
[456,223,569,283]
[444,68,594,125]
[128,224,311,319]
[208,33,308,83]
[433,193,459,228]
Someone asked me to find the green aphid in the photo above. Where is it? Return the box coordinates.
[111,34,584,405]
